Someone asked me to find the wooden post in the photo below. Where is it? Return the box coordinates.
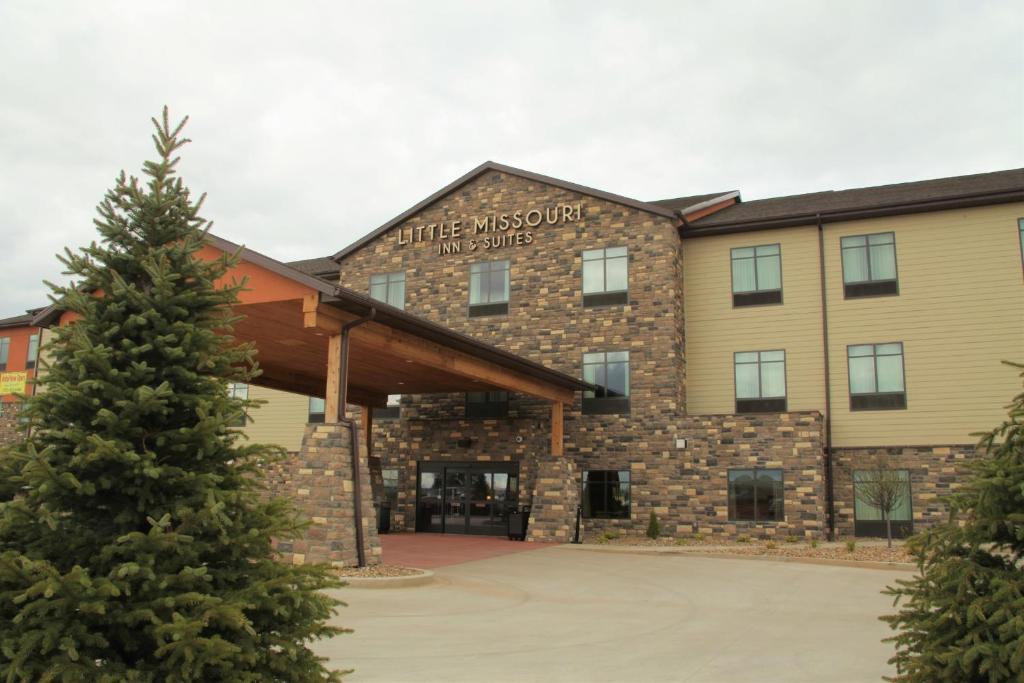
[325,334,342,423]
[550,401,564,456]
[361,405,373,459]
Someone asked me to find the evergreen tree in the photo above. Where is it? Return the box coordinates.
[0,109,346,681]
[646,510,660,540]
[882,362,1024,683]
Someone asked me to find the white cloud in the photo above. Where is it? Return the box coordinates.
[1,0,1021,313]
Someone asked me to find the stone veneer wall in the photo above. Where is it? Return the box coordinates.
[263,422,381,567]
[832,444,978,538]
[527,457,580,542]
[340,169,687,536]
[675,412,826,539]
[0,402,26,448]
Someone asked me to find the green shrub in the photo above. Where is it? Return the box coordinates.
[785,535,798,543]
[693,532,705,542]
[810,539,819,549]
[846,539,857,553]
[737,534,751,543]
[765,541,777,550]
[646,511,661,539]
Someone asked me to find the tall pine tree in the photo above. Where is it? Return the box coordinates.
[882,362,1024,682]
[0,110,346,681]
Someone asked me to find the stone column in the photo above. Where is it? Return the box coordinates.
[526,456,580,542]
[269,422,382,567]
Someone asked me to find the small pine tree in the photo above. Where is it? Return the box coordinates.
[646,510,660,539]
[0,110,346,681]
[882,362,1024,683]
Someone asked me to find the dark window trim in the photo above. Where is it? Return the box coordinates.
[727,467,784,523]
[840,231,900,299]
[1017,218,1024,282]
[847,342,907,411]
[25,333,39,370]
[468,259,510,318]
[733,350,787,413]
[0,337,9,372]
[581,469,631,519]
[735,397,787,413]
[468,302,509,317]
[582,351,630,415]
[465,391,510,419]
[373,405,400,420]
[307,396,326,424]
[369,271,407,309]
[581,246,629,308]
[730,243,784,308]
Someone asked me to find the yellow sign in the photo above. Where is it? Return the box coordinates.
[0,371,27,396]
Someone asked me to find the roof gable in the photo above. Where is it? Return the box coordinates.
[331,161,679,262]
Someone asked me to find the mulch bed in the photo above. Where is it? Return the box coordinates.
[585,534,914,564]
[335,564,426,578]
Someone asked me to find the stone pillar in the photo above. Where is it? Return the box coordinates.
[526,456,580,542]
[269,422,382,567]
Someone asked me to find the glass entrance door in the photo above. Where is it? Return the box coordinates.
[417,462,519,535]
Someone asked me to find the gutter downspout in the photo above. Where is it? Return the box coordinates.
[816,215,836,541]
[340,308,376,567]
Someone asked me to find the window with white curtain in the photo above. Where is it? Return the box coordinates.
[226,382,249,426]
[841,232,899,297]
[369,272,406,309]
[734,350,787,412]
[469,260,510,316]
[731,244,782,306]
[848,343,906,410]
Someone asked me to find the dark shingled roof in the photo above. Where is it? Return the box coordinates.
[689,169,1024,232]
[287,256,338,279]
[0,312,35,329]
[649,191,738,212]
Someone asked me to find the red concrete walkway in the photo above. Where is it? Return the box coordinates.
[380,533,556,569]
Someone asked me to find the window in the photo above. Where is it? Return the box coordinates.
[728,469,783,522]
[1018,218,1024,273]
[226,382,248,426]
[369,272,406,309]
[382,468,399,510]
[308,396,326,423]
[373,394,401,420]
[582,470,630,519]
[469,260,510,316]
[848,343,906,410]
[582,246,628,306]
[465,390,509,418]
[0,337,9,371]
[582,351,629,414]
[731,244,782,306]
[25,334,39,370]
[854,469,913,538]
[841,232,898,298]
[734,351,787,413]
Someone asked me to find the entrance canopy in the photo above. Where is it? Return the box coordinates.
[201,235,586,434]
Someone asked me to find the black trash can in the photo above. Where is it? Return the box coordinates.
[377,502,391,534]
[507,504,531,541]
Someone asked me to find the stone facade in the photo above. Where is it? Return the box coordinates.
[0,402,26,448]
[832,443,980,539]
[526,457,581,542]
[263,422,381,567]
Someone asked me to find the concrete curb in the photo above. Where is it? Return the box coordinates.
[560,544,917,572]
[342,569,436,589]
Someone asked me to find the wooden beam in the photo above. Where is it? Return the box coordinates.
[352,323,575,404]
[550,401,564,456]
[325,334,341,422]
[254,367,387,408]
[303,298,347,335]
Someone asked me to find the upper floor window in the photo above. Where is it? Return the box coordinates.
[582,246,628,307]
[731,244,782,306]
[469,260,509,317]
[734,350,787,413]
[841,232,898,298]
[374,393,401,420]
[848,342,906,410]
[465,390,509,419]
[582,351,629,415]
[728,468,783,522]
[0,337,9,371]
[226,382,248,426]
[25,333,39,370]
[370,272,406,309]
[581,469,630,519]
[308,396,326,424]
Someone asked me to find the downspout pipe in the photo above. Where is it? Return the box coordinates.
[340,308,376,567]
[816,215,836,541]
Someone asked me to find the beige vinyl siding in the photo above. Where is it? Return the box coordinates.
[241,385,310,452]
[683,225,826,415]
[826,202,1024,447]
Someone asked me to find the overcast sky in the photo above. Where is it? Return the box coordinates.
[1,1,1021,315]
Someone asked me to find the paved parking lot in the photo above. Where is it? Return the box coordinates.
[315,543,902,682]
